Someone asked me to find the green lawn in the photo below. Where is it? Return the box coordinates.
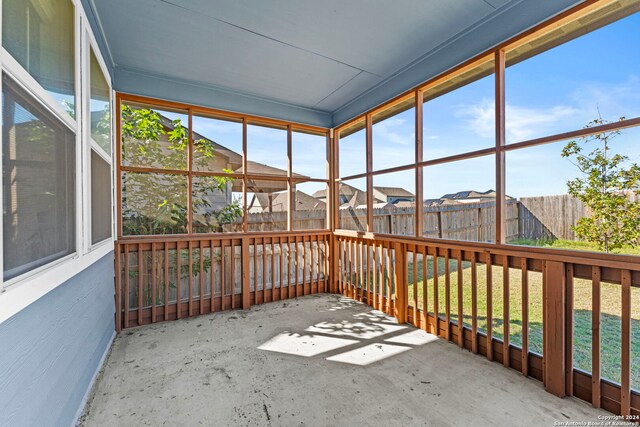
[509,238,640,256]
[402,257,640,390]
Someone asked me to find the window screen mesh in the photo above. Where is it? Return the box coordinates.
[2,74,76,280]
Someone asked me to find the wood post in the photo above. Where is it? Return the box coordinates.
[543,260,566,398]
[394,242,407,324]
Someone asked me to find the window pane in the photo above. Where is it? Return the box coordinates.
[373,170,416,236]
[505,12,640,144]
[192,115,243,174]
[372,100,415,171]
[292,181,327,230]
[506,125,640,255]
[423,60,495,161]
[339,121,366,178]
[246,179,289,232]
[2,0,76,117]
[192,175,242,233]
[121,171,187,235]
[292,130,326,179]
[91,150,111,244]
[247,124,287,177]
[2,74,75,280]
[422,155,495,242]
[121,102,188,170]
[338,178,367,231]
[90,48,110,154]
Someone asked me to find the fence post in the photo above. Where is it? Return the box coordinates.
[437,211,443,238]
[241,237,251,309]
[543,260,566,398]
[394,242,407,324]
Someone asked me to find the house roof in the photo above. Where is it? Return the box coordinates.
[252,190,326,212]
[373,186,415,198]
[314,182,362,199]
[87,0,582,127]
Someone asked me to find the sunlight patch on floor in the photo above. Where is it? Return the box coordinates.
[257,332,358,357]
[385,329,438,346]
[326,343,412,366]
[305,321,406,339]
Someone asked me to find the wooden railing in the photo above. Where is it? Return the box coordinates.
[115,231,330,330]
[333,231,640,416]
[114,228,639,416]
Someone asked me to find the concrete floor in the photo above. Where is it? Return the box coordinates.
[81,294,605,426]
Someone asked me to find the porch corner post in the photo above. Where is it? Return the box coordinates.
[543,260,566,397]
[241,237,251,309]
[394,242,408,324]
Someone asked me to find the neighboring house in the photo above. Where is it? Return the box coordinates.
[136,113,309,220]
[249,190,326,213]
[373,186,415,204]
[313,182,361,205]
[424,189,514,207]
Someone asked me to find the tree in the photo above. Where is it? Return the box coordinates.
[561,117,640,253]
[120,104,242,235]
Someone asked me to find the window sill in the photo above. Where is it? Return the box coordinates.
[0,241,114,325]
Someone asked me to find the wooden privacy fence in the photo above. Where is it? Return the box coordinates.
[333,231,640,416]
[115,231,330,330]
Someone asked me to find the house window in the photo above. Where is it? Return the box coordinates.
[2,0,76,118]
[89,48,110,154]
[89,46,112,245]
[91,150,111,244]
[2,73,76,280]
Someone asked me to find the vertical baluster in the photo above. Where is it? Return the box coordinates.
[271,238,276,300]
[164,244,169,321]
[287,237,292,299]
[411,246,418,326]
[151,243,157,323]
[199,241,205,314]
[433,247,439,337]
[422,246,428,332]
[372,241,378,310]
[378,242,384,312]
[457,251,464,348]
[621,269,631,416]
[294,237,300,298]
[176,242,182,319]
[385,242,392,314]
[591,266,601,408]
[471,253,478,353]
[115,244,122,332]
[254,239,259,304]
[264,238,269,302]
[486,253,493,361]
[445,249,451,341]
[503,254,510,368]
[303,236,308,296]
[188,241,193,317]
[210,240,216,312]
[221,241,227,310]
[521,257,529,376]
[230,241,235,310]
[565,263,574,395]
[124,244,130,329]
[138,244,144,326]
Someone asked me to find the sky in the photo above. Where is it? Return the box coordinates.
[158,11,640,201]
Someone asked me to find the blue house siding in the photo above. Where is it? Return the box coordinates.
[0,252,115,427]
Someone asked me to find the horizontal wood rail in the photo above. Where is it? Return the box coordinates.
[115,231,330,330]
[334,233,640,417]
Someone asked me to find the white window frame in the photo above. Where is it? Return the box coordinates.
[83,23,114,253]
[0,0,115,325]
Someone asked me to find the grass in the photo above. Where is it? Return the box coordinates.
[509,238,640,256]
[400,256,640,390]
